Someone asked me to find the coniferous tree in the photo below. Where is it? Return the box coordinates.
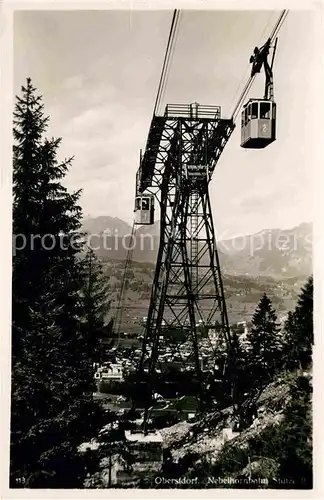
[277,375,312,488]
[247,293,282,385]
[282,311,296,370]
[79,245,110,363]
[10,294,63,485]
[230,331,249,410]
[283,276,313,370]
[11,78,106,488]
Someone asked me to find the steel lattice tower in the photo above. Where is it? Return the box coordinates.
[135,103,235,409]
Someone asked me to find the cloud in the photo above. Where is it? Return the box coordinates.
[239,182,309,214]
[61,74,84,91]
[45,76,149,221]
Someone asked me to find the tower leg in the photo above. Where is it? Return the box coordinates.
[137,181,232,412]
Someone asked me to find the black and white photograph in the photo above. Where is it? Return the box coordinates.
[2,1,320,492]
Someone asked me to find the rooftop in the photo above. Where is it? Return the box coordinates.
[125,430,163,443]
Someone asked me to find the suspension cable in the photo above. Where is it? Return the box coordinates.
[114,221,136,345]
[157,11,182,115]
[153,9,180,116]
[115,14,181,348]
[269,9,289,39]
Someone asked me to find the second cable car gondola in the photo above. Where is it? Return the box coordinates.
[240,37,278,149]
[134,195,155,225]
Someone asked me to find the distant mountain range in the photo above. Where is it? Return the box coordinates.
[82,216,312,279]
[82,216,132,237]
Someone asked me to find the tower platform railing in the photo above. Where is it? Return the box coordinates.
[164,103,221,119]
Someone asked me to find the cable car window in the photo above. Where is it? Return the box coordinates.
[272,104,276,119]
[244,107,248,125]
[251,102,258,119]
[135,198,141,210]
[260,102,271,119]
[142,198,150,211]
[247,104,252,120]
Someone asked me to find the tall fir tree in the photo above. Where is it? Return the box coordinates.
[230,331,249,408]
[11,78,106,488]
[79,245,111,363]
[283,276,313,370]
[247,293,282,384]
[277,375,312,488]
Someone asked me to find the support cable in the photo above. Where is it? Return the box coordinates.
[114,221,136,347]
[157,11,182,115]
[153,9,180,116]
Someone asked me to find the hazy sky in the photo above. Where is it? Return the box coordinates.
[14,9,315,238]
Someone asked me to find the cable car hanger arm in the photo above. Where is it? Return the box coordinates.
[230,9,288,122]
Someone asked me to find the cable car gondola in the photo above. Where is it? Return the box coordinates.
[134,195,154,225]
[241,98,276,149]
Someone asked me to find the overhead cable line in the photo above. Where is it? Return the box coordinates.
[153,9,181,116]
[157,11,182,115]
[114,221,136,344]
[114,13,181,338]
